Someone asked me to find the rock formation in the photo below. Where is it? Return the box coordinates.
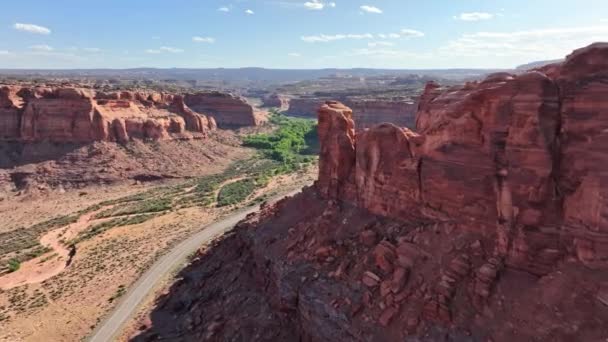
[261,93,289,110]
[134,43,608,342]
[184,91,263,128]
[0,86,217,143]
[287,97,417,130]
[318,42,608,272]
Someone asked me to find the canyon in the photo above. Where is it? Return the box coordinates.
[134,43,608,341]
[0,86,265,191]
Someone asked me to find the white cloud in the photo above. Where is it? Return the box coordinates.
[301,33,373,43]
[0,50,9,55]
[360,5,382,14]
[454,12,494,21]
[146,46,184,54]
[303,0,335,10]
[245,9,255,15]
[218,6,230,12]
[14,23,51,35]
[368,41,394,47]
[29,44,53,52]
[193,36,216,43]
[83,47,101,52]
[160,46,184,53]
[400,29,425,38]
[601,18,608,23]
[440,25,608,59]
[302,28,423,43]
[288,52,302,57]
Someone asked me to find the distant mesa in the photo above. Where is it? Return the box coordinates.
[0,86,261,144]
[285,96,418,130]
[183,91,263,128]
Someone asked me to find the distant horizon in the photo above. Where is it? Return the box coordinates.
[1,0,607,69]
[0,66,511,71]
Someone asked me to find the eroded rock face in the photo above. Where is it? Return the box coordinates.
[184,91,261,128]
[262,93,290,110]
[135,44,608,342]
[317,43,608,274]
[316,101,356,200]
[0,86,217,143]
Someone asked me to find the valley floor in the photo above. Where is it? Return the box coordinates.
[0,152,316,341]
[0,168,315,341]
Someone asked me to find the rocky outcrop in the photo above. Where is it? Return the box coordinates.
[0,86,216,144]
[134,44,608,342]
[288,97,417,129]
[184,91,261,128]
[318,43,608,274]
[262,93,290,110]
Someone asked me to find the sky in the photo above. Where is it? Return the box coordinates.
[1,0,608,69]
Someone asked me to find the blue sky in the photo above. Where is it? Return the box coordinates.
[1,0,608,69]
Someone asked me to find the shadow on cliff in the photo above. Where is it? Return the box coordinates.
[0,141,88,168]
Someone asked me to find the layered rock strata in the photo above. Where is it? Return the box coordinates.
[261,93,290,110]
[134,43,608,342]
[0,86,217,143]
[184,91,262,128]
[317,43,608,273]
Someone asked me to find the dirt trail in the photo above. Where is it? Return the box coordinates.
[0,208,106,290]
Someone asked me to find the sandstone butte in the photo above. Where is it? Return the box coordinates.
[0,87,260,144]
[133,43,608,342]
[184,91,265,128]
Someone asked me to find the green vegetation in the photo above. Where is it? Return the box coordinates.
[7,259,20,273]
[93,197,172,219]
[1,111,319,267]
[243,111,318,168]
[217,179,258,207]
[72,213,160,244]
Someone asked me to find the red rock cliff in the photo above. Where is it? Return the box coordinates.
[0,86,216,143]
[317,43,608,274]
[184,91,261,128]
[134,44,608,342]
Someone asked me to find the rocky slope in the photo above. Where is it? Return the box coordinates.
[184,91,264,128]
[134,43,608,341]
[0,86,219,143]
[287,97,417,130]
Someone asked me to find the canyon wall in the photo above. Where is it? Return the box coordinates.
[0,86,218,144]
[135,43,608,342]
[288,97,417,129]
[184,91,261,128]
[317,42,608,273]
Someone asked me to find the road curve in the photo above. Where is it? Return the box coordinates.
[89,188,302,342]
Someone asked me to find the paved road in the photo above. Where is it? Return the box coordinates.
[89,188,302,342]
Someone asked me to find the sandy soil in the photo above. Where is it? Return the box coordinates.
[0,208,108,290]
[0,165,317,342]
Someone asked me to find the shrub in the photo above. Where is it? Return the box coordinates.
[217,179,258,207]
[7,259,20,273]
